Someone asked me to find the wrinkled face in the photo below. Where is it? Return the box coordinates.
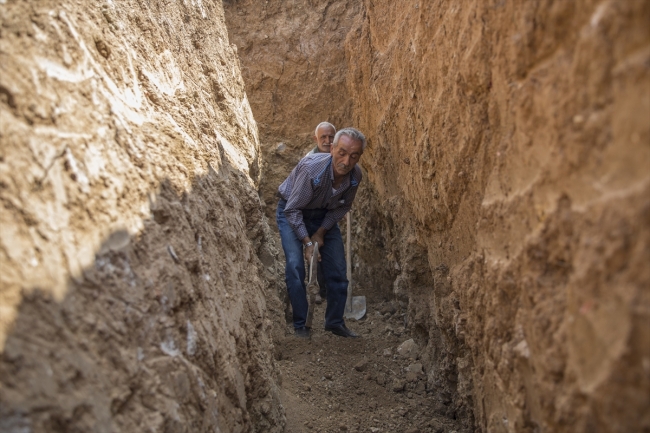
[314,125,336,153]
[330,134,363,178]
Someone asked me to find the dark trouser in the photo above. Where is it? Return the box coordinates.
[317,264,328,298]
[276,199,348,329]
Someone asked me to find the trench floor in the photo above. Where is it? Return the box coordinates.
[274,301,464,433]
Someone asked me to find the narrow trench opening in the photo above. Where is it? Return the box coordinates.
[221,2,473,431]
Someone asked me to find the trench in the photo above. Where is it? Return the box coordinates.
[1,1,649,433]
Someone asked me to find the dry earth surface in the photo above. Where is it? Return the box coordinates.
[0,0,648,433]
[277,301,466,433]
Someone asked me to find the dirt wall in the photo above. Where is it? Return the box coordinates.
[223,0,361,225]
[0,1,285,432]
[346,1,650,432]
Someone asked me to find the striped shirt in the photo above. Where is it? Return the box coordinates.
[278,153,362,240]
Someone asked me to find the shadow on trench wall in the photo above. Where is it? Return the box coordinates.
[0,167,288,433]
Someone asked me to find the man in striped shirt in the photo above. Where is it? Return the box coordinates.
[277,127,366,338]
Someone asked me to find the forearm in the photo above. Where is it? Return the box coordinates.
[284,207,309,240]
[322,207,350,231]
[322,187,357,230]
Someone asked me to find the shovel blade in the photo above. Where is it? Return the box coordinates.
[344,295,366,320]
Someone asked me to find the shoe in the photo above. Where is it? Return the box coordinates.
[324,324,359,338]
[295,327,311,339]
[314,294,323,304]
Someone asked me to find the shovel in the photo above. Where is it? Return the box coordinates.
[305,242,320,329]
[344,212,366,320]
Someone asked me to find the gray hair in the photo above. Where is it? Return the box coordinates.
[314,122,336,136]
[333,127,367,150]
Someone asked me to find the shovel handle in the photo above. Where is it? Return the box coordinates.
[345,212,352,312]
[306,242,319,329]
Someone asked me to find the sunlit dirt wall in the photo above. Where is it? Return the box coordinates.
[346,1,650,432]
[0,1,285,432]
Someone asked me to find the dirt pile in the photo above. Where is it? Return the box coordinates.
[0,1,285,432]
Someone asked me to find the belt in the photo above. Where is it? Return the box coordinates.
[278,198,327,220]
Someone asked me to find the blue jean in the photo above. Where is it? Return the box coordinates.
[317,263,328,298]
[276,199,348,329]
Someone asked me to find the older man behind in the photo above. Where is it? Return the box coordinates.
[307,121,336,155]
[277,127,366,338]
